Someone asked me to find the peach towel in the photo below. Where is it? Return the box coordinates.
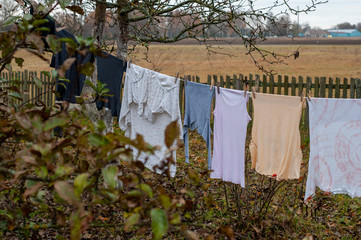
[250,93,304,180]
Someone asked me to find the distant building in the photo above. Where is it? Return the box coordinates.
[327,29,361,37]
[304,29,328,38]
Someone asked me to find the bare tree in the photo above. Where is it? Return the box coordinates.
[97,0,326,70]
[3,0,328,130]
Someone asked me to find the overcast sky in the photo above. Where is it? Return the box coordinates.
[254,0,361,29]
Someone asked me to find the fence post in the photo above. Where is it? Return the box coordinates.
[269,75,274,94]
[47,73,52,106]
[232,74,238,90]
[277,75,282,95]
[262,74,267,93]
[44,73,48,106]
[34,71,39,103]
[284,75,289,95]
[356,79,361,99]
[207,75,211,86]
[306,76,312,96]
[226,75,231,89]
[328,77,333,98]
[24,70,29,103]
[30,71,33,103]
[220,75,225,87]
[342,78,348,98]
[255,74,260,92]
[196,76,200,83]
[291,76,296,96]
[249,74,254,90]
[16,71,21,105]
[40,71,45,102]
[52,76,56,105]
[314,77,320,98]
[335,77,340,98]
[239,74,244,90]
[320,77,326,98]
[350,78,356,99]
[298,76,304,96]
[21,71,25,104]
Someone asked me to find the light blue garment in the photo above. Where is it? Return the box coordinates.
[183,81,214,169]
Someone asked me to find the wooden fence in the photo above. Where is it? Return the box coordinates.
[1,71,361,110]
[0,70,56,107]
[178,74,361,115]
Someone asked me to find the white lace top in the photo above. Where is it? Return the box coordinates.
[119,63,182,177]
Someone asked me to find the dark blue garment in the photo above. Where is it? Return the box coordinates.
[50,30,90,103]
[183,81,214,169]
[50,30,126,116]
[95,53,126,117]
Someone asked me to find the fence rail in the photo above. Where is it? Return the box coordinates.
[1,71,361,109]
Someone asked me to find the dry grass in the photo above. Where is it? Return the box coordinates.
[11,44,361,82]
[12,49,53,72]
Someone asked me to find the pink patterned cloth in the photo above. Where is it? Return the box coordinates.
[305,98,361,202]
[210,88,251,186]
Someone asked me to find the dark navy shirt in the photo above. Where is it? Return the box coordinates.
[95,53,126,117]
[50,30,90,103]
[50,30,126,116]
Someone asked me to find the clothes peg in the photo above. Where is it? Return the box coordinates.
[210,79,214,90]
[128,58,132,66]
[243,76,249,87]
[244,84,248,97]
[307,91,312,101]
[216,82,220,94]
[300,89,305,102]
[174,72,179,83]
[185,75,188,85]
[251,86,256,99]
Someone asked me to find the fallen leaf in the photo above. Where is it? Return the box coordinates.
[302,233,314,240]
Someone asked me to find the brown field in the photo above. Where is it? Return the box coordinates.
[12,40,361,82]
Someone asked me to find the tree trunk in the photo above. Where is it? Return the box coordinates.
[82,0,113,133]
[116,0,129,60]
[82,64,114,133]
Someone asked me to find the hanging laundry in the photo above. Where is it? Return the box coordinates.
[118,64,182,177]
[95,52,126,117]
[304,98,361,202]
[210,88,251,186]
[50,29,90,103]
[250,93,303,180]
[183,81,214,168]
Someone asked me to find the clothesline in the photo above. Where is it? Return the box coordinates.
[54,39,361,203]
[176,77,308,100]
